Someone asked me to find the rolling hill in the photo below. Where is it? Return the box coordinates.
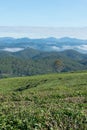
[0,47,87,78]
[0,47,87,77]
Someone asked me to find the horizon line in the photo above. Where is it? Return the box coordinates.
[0,36,87,40]
[0,26,87,28]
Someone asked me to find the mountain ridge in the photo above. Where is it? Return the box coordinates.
[0,37,87,53]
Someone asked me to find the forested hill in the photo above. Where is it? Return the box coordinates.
[0,47,87,78]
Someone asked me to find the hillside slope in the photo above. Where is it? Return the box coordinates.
[0,72,87,129]
[0,49,87,77]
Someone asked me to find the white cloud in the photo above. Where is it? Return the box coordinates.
[3,48,24,52]
[62,45,73,50]
[76,45,87,51]
[51,46,60,51]
[51,45,87,53]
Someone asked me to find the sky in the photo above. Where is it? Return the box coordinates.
[0,0,87,38]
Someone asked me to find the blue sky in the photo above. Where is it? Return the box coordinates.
[0,0,87,38]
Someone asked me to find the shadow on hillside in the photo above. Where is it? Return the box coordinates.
[15,79,48,92]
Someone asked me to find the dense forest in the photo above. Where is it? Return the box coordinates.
[0,48,87,78]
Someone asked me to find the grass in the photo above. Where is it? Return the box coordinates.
[0,72,87,130]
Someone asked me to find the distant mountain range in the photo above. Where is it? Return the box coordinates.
[0,37,87,53]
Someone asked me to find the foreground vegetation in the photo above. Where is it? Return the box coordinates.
[0,72,87,130]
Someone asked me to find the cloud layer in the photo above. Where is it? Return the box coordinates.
[0,26,87,39]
